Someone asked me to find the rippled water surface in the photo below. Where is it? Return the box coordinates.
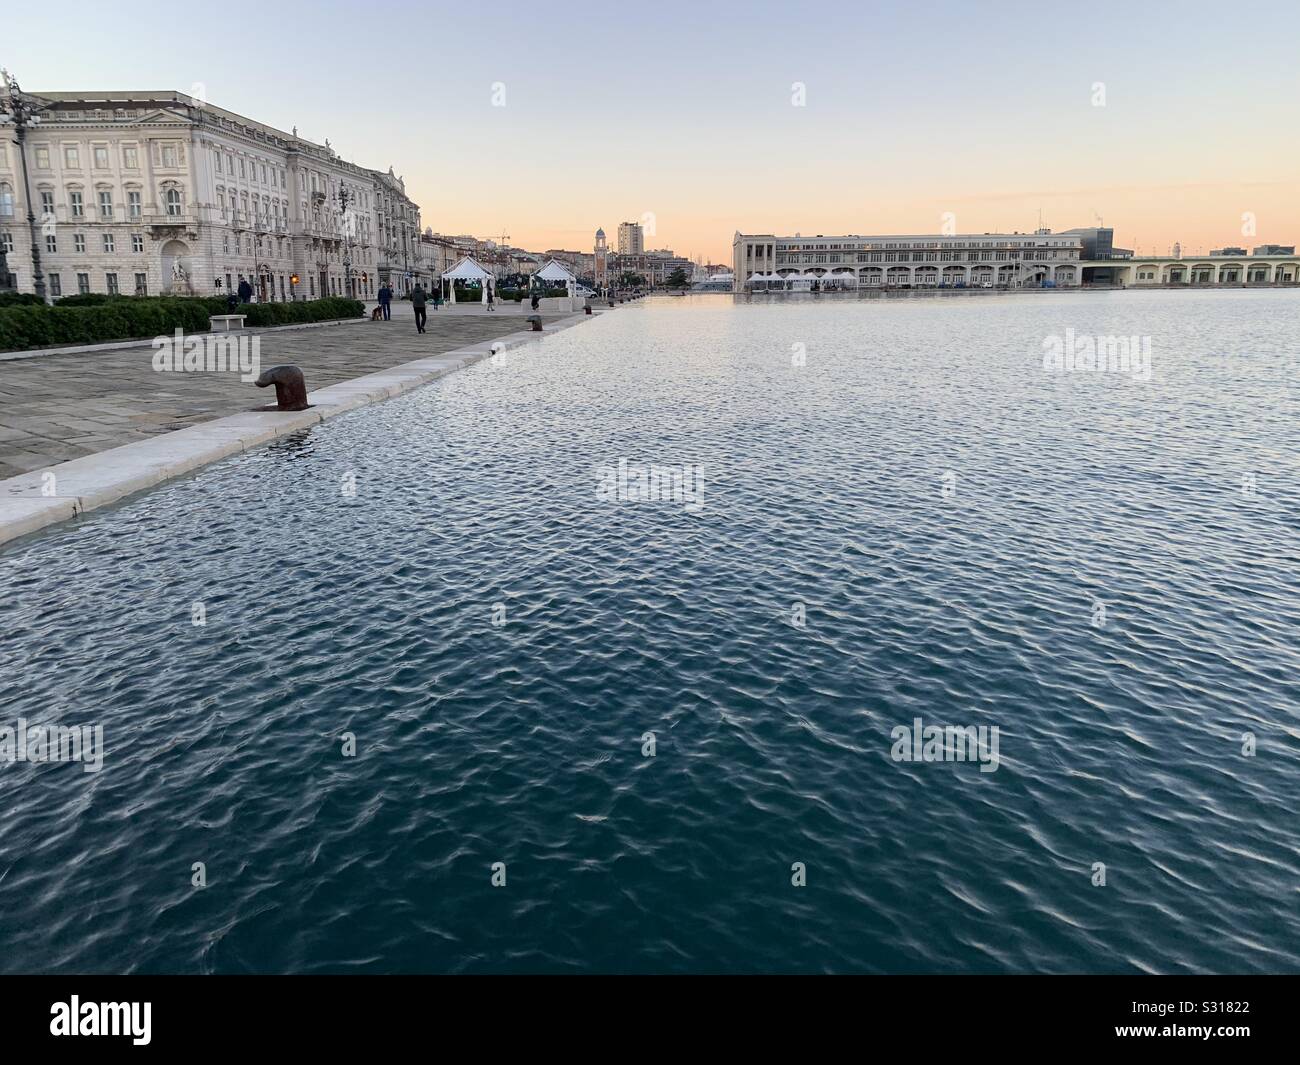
[2,291,1298,973]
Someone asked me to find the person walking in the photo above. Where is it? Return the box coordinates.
[237,276,253,304]
[378,282,392,321]
[411,283,428,333]
[486,280,495,312]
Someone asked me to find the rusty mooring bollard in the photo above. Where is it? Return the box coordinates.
[255,364,310,411]
[527,315,543,332]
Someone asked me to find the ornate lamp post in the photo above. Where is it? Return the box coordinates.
[0,69,51,303]
[338,183,354,299]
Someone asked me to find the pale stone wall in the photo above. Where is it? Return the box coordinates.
[0,92,422,303]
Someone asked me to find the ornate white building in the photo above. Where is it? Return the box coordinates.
[0,91,423,301]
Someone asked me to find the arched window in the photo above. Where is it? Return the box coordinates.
[165,187,183,216]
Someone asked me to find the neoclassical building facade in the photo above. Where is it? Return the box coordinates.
[733,228,1300,292]
[0,91,423,301]
[734,229,1086,291]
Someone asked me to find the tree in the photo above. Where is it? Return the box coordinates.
[665,267,690,289]
[618,271,646,288]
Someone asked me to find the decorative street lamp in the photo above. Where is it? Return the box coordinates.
[0,68,51,303]
[338,183,354,299]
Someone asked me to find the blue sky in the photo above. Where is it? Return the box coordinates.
[7,0,1299,259]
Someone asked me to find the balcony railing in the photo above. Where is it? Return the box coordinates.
[142,211,200,228]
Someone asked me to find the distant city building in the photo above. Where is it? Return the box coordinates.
[617,221,644,255]
[733,228,1085,290]
[734,227,1298,290]
[612,250,692,287]
[1058,226,1131,260]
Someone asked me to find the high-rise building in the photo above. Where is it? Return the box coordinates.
[617,221,643,255]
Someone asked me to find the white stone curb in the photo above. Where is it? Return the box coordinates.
[0,311,599,547]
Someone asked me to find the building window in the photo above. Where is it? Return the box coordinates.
[35,146,50,169]
[132,233,143,252]
[214,151,222,174]
[106,272,118,294]
[128,191,141,218]
[77,272,90,294]
[0,232,11,253]
[93,146,109,169]
[238,158,245,178]
[40,190,54,220]
[165,188,182,216]
[161,145,179,167]
[99,190,113,219]
[49,273,61,297]
[103,233,115,252]
[46,233,57,253]
[70,191,84,218]
[0,183,12,217]
[64,146,80,168]
[74,233,85,252]
[134,272,147,295]
[123,146,139,169]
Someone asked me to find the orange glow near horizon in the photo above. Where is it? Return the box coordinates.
[9,2,1300,265]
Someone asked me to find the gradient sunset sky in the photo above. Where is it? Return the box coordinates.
[9,0,1299,262]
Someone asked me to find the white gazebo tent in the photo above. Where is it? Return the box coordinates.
[535,258,578,297]
[442,256,494,303]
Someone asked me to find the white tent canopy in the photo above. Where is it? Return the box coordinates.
[442,256,494,303]
[536,258,577,296]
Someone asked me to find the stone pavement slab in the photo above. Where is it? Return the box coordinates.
[0,311,563,480]
[0,311,598,546]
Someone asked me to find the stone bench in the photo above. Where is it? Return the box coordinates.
[209,314,247,332]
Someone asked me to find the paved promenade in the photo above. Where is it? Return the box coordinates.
[0,305,559,480]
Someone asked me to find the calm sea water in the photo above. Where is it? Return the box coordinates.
[1,290,1297,974]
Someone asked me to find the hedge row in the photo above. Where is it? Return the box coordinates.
[0,291,48,308]
[237,297,363,327]
[0,296,364,352]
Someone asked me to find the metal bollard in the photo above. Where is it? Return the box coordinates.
[255,364,310,411]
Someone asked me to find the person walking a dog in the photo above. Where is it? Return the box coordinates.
[377,282,392,321]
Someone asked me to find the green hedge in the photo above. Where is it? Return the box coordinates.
[236,297,363,327]
[0,291,47,308]
[0,296,364,352]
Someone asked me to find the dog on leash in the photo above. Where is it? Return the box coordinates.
[370,306,384,321]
